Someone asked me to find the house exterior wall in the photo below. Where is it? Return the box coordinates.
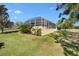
[41,27,57,35]
[32,26,57,36]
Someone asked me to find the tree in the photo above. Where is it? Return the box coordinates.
[57,18,74,30]
[55,4,79,56]
[56,3,79,22]
[0,5,9,33]
[57,18,65,30]
[56,3,79,30]
[5,20,14,29]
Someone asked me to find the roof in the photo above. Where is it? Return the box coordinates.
[25,16,56,28]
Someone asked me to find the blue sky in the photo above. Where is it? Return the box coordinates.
[0,3,79,25]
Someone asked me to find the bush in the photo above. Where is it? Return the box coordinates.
[48,31,64,43]
[31,27,41,36]
[37,28,41,36]
[31,28,37,35]
[16,22,23,29]
[62,40,79,56]
[19,24,32,33]
[48,31,79,56]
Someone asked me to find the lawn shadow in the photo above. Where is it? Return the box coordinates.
[0,30,18,34]
[0,42,5,49]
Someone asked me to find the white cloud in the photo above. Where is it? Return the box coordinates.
[49,7,55,10]
[14,10,22,14]
[8,10,12,12]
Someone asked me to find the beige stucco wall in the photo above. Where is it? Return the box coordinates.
[32,26,57,36]
[41,28,57,35]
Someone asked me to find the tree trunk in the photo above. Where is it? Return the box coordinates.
[1,27,4,33]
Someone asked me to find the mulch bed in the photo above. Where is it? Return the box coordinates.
[67,34,79,42]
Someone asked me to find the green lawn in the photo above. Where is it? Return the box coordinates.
[0,31,64,56]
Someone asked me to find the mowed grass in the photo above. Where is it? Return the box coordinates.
[0,31,64,56]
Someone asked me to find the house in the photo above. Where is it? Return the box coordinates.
[26,16,57,35]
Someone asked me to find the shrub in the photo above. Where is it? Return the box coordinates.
[31,27,41,36]
[48,31,64,43]
[16,22,23,29]
[48,31,79,56]
[31,28,37,35]
[19,24,32,33]
[37,28,41,36]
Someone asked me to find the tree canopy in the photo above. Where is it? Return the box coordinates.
[56,3,79,30]
[0,5,14,33]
